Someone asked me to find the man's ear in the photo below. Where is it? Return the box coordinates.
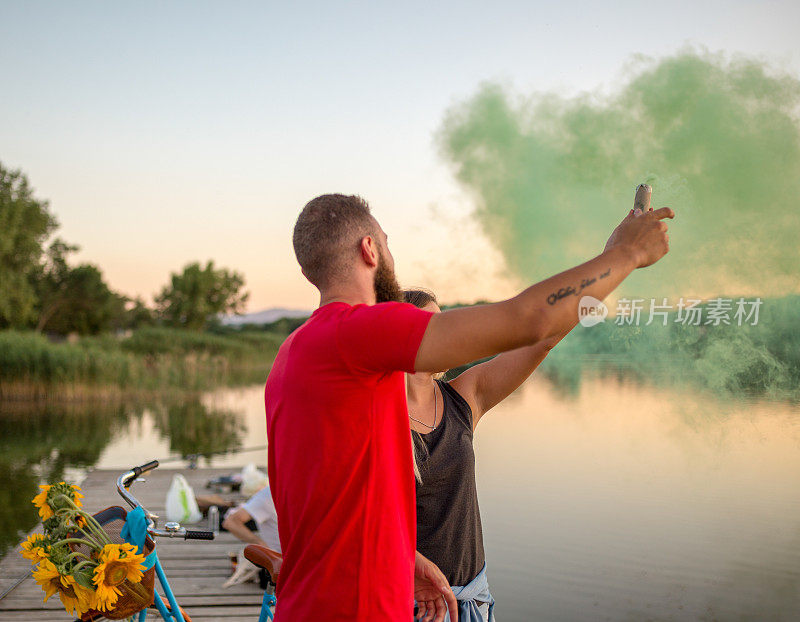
[359,236,379,268]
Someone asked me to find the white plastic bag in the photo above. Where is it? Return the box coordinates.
[240,463,268,497]
[165,474,202,523]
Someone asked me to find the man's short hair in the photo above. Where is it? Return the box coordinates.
[293,194,378,289]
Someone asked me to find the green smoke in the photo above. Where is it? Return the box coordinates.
[539,296,800,402]
[439,50,800,298]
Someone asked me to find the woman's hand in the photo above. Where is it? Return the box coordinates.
[414,551,458,622]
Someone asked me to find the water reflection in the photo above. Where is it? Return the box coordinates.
[2,375,798,620]
[151,399,246,460]
[0,396,248,556]
[474,375,800,620]
[0,402,131,555]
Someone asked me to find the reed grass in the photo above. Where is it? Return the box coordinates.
[0,327,281,401]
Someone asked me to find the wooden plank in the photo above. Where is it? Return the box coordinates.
[2,575,264,599]
[1,594,264,608]
[0,612,57,620]
[0,610,265,621]
[169,608,266,619]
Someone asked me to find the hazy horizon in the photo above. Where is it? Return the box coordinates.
[3,1,799,310]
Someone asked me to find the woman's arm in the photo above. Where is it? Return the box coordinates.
[414,207,673,373]
[449,330,570,429]
[414,551,458,622]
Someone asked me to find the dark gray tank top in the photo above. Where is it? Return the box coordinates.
[413,380,485,586]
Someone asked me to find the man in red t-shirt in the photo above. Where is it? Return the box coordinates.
[266,194,673,621]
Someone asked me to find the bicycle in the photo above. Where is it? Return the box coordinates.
[242,544,281,622]
[80,460,217,622]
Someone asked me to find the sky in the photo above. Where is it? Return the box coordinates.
[2,1,799,311]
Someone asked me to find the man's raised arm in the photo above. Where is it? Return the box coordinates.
[414,207,674,373]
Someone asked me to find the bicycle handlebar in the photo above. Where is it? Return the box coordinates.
[116,461,215,542]
[117,472,140,510]
[120,460,160,489]
[117,460,161,510]
[133,460,159,478]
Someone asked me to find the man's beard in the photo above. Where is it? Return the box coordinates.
[374,251,403,303]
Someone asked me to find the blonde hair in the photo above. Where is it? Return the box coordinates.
[404,288,440,482]
[411,427,424,482]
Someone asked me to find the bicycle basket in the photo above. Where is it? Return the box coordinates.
[71,506,156,621]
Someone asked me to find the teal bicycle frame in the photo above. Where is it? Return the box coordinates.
[258,590,276,622]
[116,462,214,622]
[134,555,186,622]
[115,461,276,622]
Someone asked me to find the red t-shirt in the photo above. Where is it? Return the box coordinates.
[265,301,433,621]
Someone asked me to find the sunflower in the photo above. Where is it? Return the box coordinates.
[57,574,96,616]
[20,533,50,565]
[92,543,145,611]
[32,558,62,602]
[51,481,84,511]
[33,482,85,521]
[32,485,54,520]
[32,558,95,616]
[69,484,85,507]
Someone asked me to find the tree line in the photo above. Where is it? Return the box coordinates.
[0,162,248,334]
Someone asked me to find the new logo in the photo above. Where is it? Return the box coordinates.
[578,296,608,327]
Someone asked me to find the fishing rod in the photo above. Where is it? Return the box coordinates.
[0,570,31,602]
[155,444,268,468]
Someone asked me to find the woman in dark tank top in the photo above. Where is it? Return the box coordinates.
[405,289,569,622]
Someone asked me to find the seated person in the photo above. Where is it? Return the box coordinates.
[222,486,283,588]
[222,485,281,554]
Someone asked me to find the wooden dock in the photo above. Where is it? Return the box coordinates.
[0,467,266,621]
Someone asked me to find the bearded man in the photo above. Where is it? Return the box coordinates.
[264,193,673,621]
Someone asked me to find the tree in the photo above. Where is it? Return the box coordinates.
[0,162,127,334]
[30,239,125,335]
[38,264,126,335]
[32,238,78,331]
[155,261,249,330]
[0,163,58,328]
[122,297,156,330]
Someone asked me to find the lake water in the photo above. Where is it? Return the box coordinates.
[474,377,800,621]
[2,377,799,620]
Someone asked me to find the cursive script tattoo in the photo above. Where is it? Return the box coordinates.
[546,269,612,305]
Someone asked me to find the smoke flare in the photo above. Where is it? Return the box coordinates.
[439,49,800,299]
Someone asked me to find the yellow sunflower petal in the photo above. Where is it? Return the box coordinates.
[20,534,47,563]
[119,542,137,554]
[55,574,94,617]
[32,487,54,521]
[75,583,96,616]
[103,543,122,561]
[92,581,122,611]
[32,559,61,603]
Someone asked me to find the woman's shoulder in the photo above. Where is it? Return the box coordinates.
[438,380,474,430]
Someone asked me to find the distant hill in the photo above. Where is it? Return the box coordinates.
[220,307,310,327]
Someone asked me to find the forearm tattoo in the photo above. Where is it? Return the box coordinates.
[546,268,611,305]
